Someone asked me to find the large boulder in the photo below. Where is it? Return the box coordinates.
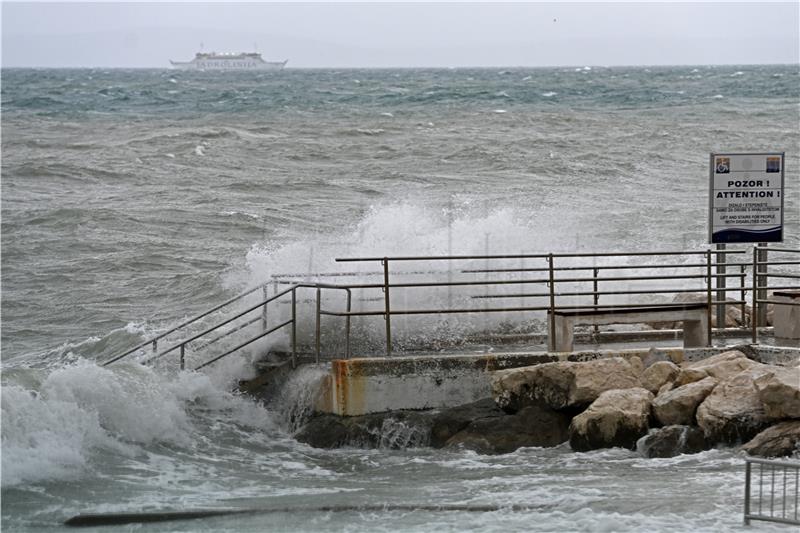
[641,361,680,394]
[753,367,800,420]
[569,388,654,451]
[742,421,800,458]
[492,357,642,413]
[444,402,570,454]
[674,367,710,387]
[652,376,718,426]
[696,368,780,445]
[685,350,761,381]
[636,425,709,458]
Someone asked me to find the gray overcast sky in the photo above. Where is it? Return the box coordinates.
[2,1,798,68]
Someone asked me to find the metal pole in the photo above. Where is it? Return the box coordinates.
[291,287,297,368]
[745,461,752,525]
[383,258,392,356]
[152,340,158,353]
[716,243,727,329]
[593,267,600,338]
[315,287,321,364]
[752,246,759,343]
[548,254,555,351]
[740,265,747,329]
[180,344,185,370]
[757,243,768,326]
[706,249,713,347]
[262,286,269,331]
[345,288,352,359]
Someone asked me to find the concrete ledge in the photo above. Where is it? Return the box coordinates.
[318,348,684,416]
[312,345,800,416]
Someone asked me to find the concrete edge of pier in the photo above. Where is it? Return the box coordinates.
[295,344,799,416]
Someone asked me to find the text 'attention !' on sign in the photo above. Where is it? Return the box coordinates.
[709,152,785,244]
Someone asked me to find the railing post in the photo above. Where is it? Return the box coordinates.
[180,344,185,370]
[315,287,321,364]
[740,265,747,329]
[262,285,269,331]
[745,460,752,525]
[547,254,555,351]
[752,246,759,343]
[152,340,158,353]
[383,258,392,356]
[291,287,297,368]
[757,243,768,327]
[706,249,713,347]
[345,288,352,359]
[593,266,600,338]
[716,243,727,330]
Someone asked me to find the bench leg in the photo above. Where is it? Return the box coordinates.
[683,316,708,348]
[550,316,574,352]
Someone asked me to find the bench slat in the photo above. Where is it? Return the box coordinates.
[550,303,707,317]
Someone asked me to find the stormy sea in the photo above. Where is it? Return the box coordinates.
[2,65,799,531]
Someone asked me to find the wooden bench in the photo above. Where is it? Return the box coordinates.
[547,303,709,352]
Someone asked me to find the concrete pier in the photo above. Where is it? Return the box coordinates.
[313,347,715,416]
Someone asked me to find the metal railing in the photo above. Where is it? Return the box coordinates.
[101,246,798,371]
[102,283,273,366]
[752,246,800,343]
[744,458,800,527]
[102,283,299,370]
[333,249,753,356]
[102,282,353,371]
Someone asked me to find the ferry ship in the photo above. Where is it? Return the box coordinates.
[169,51,287,71]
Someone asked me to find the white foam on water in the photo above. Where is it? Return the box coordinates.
[1,358,276,487]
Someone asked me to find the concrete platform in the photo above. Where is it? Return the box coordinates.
[313,346,723,416]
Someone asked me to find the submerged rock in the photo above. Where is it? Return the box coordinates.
[295,410,432,449]
[636,425,709,458]
[429,398,507,448]
[742,421,800,458]
[444,402,570,454]
[492,357,642,413]
[569,388,653,452]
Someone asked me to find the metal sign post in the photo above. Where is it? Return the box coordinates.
[757,243,768,326]
[716,243,726,329]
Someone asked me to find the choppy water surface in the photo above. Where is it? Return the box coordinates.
[2,66,799,531]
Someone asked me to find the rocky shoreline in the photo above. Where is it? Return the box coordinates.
[295,348,800,458]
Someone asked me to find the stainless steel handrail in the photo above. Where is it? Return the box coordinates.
[752,246,800,343]
[744,458,800,526]
[332,250,745,355]
[103,246,797,370]
[336,250,748,262]
[101,282,271,366]
[143,285,297,365]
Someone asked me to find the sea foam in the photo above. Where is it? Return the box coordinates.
[1,359,272,487]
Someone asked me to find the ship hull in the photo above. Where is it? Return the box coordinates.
[169,60,287,71]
